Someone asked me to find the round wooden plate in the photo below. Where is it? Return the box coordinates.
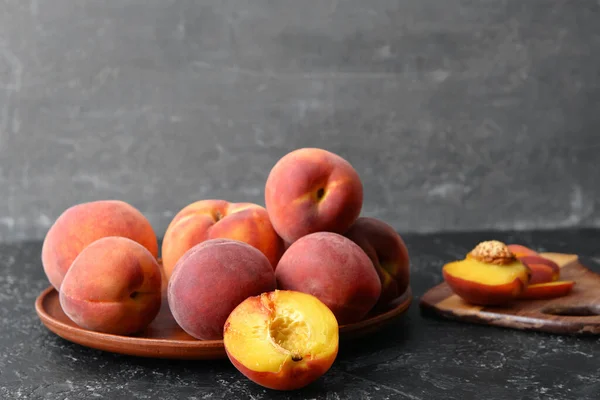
[35,286,412,360]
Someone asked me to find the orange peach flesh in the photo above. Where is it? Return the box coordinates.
[443,258,530,305]
[223,290,339,391]
[445,258,529,285]
[518,281,575,300]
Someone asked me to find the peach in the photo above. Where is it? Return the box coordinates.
[223,290,339,391]
[264,148,363,243]
[518,281,575,300]
[507,244,560,284]
[344,217,410,309]
[275,232,381,324]
[168,239,277,340]
[42,200,159,290]
[59,236,162,335]
[443,241,530,306]
[507,244,539,258]
[161,200,284,281]
[518,255,560,284]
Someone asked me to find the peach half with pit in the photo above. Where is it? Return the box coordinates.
[442,240,530,306]
[59,236,162,335]
[223,290,339,391]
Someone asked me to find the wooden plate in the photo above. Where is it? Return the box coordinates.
[420,253,600,335]
[35,286,412,360]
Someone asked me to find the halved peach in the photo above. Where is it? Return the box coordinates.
[517,255,560,284]
[507,244,539,258]
[518,280,575,300]
[223,290,339,391]
[443,258,530,305]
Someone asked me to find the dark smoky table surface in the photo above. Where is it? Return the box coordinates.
[1,229,599,400]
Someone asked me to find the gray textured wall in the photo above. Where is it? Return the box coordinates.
[0,0,599,241]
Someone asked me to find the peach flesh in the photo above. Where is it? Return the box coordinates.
[443,258,530,305]
[223,290,339,391]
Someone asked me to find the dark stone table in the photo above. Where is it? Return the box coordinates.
[1,229,599,399]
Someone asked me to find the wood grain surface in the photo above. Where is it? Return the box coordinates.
[420,253,600,335]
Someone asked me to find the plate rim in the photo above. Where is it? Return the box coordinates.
[35,286,413,359]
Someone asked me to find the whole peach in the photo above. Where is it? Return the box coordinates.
[275,232,381,324]
[42,200,158,290]
[168,239,277,340]
[344,217,410,309]
[161,200,284,280]
[59,236,162,335]
[264,148,363,243]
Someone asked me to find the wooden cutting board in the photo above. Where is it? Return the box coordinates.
[419,253,600,335]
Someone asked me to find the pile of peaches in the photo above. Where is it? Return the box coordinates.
[40,147,411,391]
[442,240,575,305]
